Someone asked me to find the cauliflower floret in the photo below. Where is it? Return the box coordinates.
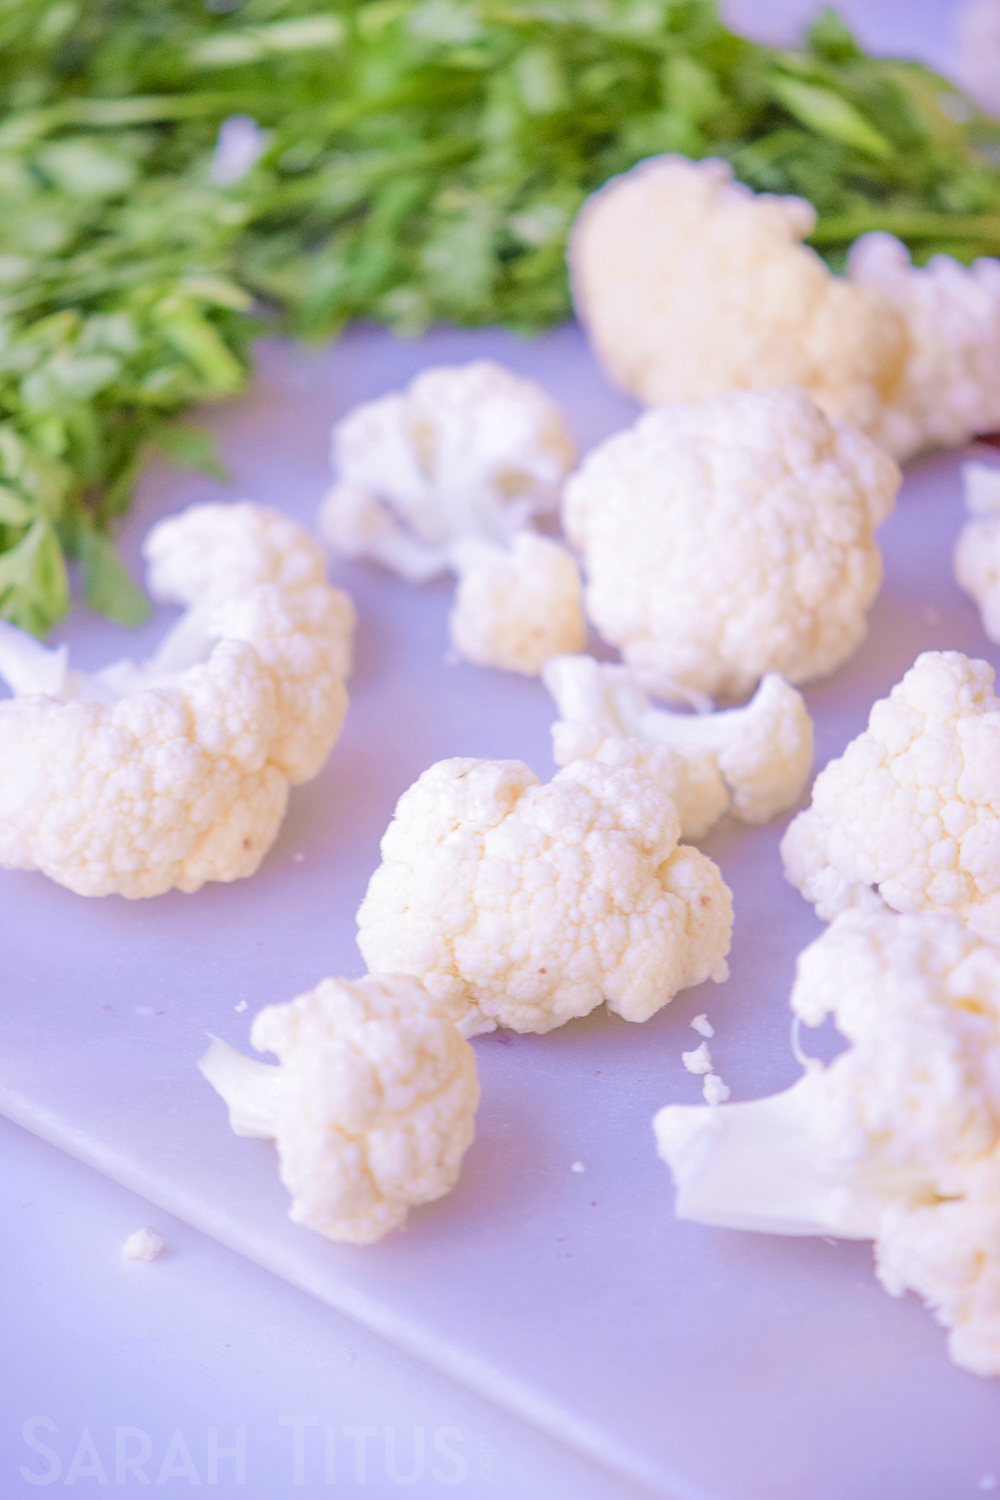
[198,972,479,1245]
[848,232,1000,459]
[543,655,813,838]
[356,756,732,1034]
[955,460,1000,640]
[318,360,576,582]
[568,155,906,442]
[655,908,1000,1376]
[781,651,1000,942]
[562,387,899,699]
[0,501,355,898]
[448,533,586,675]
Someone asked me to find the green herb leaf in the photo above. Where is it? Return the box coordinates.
[78,525,151,627]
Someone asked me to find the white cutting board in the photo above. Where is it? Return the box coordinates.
[4,323,1000,1500]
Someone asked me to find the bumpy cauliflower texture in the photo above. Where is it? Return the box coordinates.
[955,460,1000,640]
[569,155,904,439]
[848,232,1000,459]
[449,533,586,675]
[198,972,479,1244]
[0,502,355,898]
[543,655,813,838]
[318,360,576,582]
[656,908,1000,1377]
[562,387,899,699]
[782,651,1000,942]
[571,153,1000,463]
[356,756,733,1034]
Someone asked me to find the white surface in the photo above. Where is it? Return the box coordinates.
[0,1113,645,1499]
[4,322,1000,1500]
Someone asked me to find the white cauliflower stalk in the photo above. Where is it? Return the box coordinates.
[568,155,904,441]
[955,460,1000,640]
[655,908,1000,1378]
[542,655,813,838]
[782,651,1000,944]
[198,972,479,1245]
[848,232,1000,459]
[562,387,899,699]
[356,755,733,1035]
[449,533,586,676]
[0,502,355,898]
[318,360,576,583]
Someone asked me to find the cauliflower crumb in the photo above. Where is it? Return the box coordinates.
[682,1042,713,1075]
[570,1161,586,1173]
[234,1001,248,1013]
[691,1014,714,1038]
[702,1073,731,1106]
[562,388,899,698]
[122,1228,165,1261]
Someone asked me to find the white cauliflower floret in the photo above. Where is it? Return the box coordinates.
[356,755,732,1035]
[318,360,576,582]
[0,501,355,898]
[543,655,813,838]
[655,908,1000,1377]
[568,155,905,441]
[562,387,899,699]
[448,533,586,676]
[848,232,1000,459]
[198,972,479,1245]
[781,651,1000,943]
[955,460,1000,640]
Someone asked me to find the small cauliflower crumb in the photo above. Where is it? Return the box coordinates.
[682,1042,713,1075]
[691,1014,714,1038]
[570,1161,586,1173]
[234,1000,248,1012]
[702,1073,731,1106]
[122,1228,165,1261]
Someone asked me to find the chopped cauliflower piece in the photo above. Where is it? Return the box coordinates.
[682,1041,713,1074]
[318,360,576,582]
[448,532,586,675]
[691,1014,714,1038]
[570,1161,586,1173]
[198,972,479,1245]
[702,1074,730,1106]
[848,232,1000,459]
[569,155,904,442]
[781,651,1000,943]
[570,153,1000,463]
[0,502,354,898]
[562,388,899,699]
[956,460,1000,640]
[356,756,732,1035]
[655,908,1000,1377]
[543,655,813,837]
[122,1228,165,1261]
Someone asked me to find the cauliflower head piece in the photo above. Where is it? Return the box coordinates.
[318,360,576,582]
[0,502,355,898]
[543,655,813,838]
[848,233,1000,461]
[956,460,1000,641]
[655,908,1000,1377]
[448,532,586,676]
[562,387,899,699]
[356,756,732,1034]
[569,155,905,439]
[198,972,479,1245]
[782,651,1000,943]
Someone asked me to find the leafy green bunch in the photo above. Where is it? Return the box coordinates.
[1,0,999,634]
